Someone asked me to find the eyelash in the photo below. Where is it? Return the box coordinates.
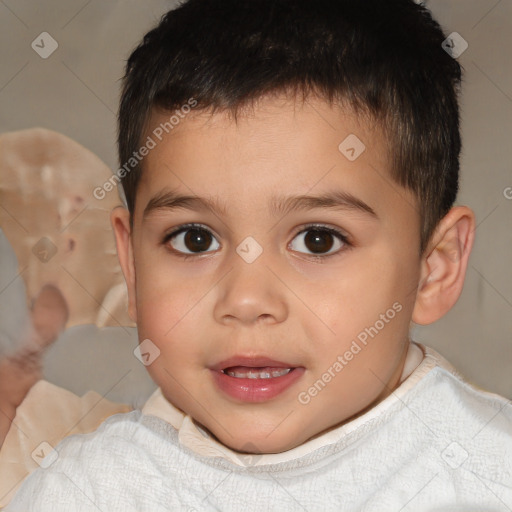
[161,222,351,261]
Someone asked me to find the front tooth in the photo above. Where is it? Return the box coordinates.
[272,368,291,377]
[225,368,293,378]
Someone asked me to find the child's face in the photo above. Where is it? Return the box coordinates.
[124,95,423,453]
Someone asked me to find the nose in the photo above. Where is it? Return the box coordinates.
[213,251,288,326]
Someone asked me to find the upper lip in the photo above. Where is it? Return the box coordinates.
[210,356,299,371]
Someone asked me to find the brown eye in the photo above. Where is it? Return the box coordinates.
[183,228,212,252]
[304,229,334,253]
[167,226,220,254]
[290,227,346,256]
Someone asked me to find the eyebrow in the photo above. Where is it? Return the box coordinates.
[269,191,377,219]
[142,188,378,220]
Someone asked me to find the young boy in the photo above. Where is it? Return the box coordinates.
[6,0,512,509]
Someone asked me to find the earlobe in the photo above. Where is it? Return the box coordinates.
[412,206,475,325]
[110,207,137,323]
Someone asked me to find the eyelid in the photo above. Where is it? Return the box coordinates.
[162,222,217,240]
[294,222,351,245]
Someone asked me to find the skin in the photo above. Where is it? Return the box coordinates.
[111,94,475,454]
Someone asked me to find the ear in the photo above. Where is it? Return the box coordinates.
[412,206,475,325]
[110,207,137,323]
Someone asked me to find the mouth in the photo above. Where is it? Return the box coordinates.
[222,366,293,379]
[210,356,304,402]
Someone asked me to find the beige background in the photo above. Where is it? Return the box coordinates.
[0,0,510,403]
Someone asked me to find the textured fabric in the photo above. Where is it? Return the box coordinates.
[5,346,512,511]
[0,381,131,508]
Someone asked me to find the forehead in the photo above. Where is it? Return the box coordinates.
[144,95,383,164]
[136,94,416,225]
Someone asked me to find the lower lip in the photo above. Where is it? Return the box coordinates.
[211,367,305,402]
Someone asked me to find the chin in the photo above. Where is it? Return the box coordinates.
[211,421,310,455]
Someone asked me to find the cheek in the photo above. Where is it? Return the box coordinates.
[307,248,417,362]
[350,243,419,303]
[136,291,203,390]
[133,243,219,327]
[312,267,398,337]
[134,263,198,344]
[133,263,218,377]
